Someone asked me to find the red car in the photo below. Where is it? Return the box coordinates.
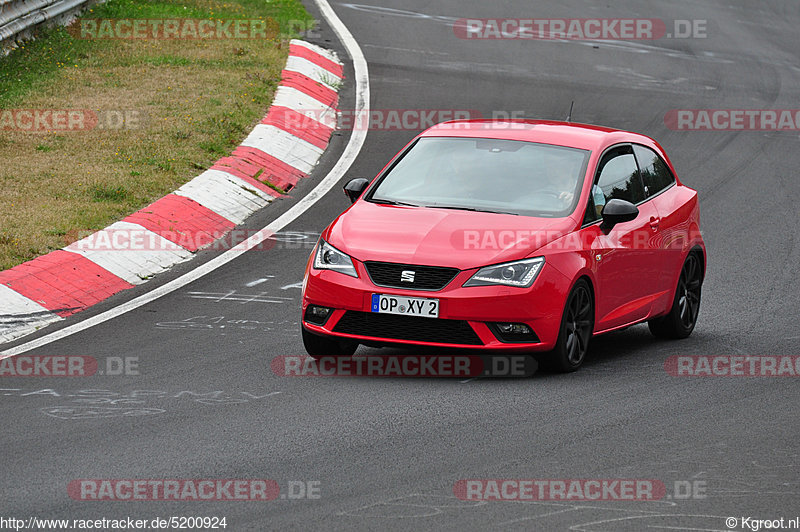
[301,120,706,371]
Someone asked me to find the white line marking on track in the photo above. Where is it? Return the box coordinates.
[0,0,369,359]
[187,291,294,304]
[245,277,273,287]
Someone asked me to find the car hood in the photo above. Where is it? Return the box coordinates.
[325,201,578,270]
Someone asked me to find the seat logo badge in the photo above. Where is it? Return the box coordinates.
[401,270,416,283]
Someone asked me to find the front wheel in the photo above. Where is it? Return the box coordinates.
[541,279,594,373]
[648,252,703,339]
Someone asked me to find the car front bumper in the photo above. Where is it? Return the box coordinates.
[301,259,571,352]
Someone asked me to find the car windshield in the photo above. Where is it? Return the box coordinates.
[368,136,590,217]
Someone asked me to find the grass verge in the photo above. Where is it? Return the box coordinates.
[0,0,315,270]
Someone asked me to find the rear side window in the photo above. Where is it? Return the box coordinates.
[633,144,675,197]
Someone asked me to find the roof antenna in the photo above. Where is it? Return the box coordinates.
[566,101,575,122]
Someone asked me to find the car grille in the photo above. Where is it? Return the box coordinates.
[364,262,459,291]
[333,311,483,346]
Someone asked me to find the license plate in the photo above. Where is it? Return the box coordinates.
[371,294,439,318]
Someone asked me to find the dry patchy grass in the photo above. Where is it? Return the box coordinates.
[0,0,313,269]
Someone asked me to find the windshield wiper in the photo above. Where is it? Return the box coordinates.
[370,198,420,207]
[426,205,518,216]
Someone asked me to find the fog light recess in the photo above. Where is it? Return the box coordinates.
[488,322,540,343]
[304,305,333,326]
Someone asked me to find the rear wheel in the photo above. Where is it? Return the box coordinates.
[301,327,358,359]
[541,279,594,372]
[648,252,703,339]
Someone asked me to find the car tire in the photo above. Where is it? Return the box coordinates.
[540,279,594,373]
[302,327,358,359]
[648,251,703,339]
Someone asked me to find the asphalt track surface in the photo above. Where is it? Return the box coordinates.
[2,1,799,530]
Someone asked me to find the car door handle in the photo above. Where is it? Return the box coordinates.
[649,216,660,230]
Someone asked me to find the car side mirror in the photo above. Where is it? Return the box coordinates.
[343,178,370,203]
[600,199,639,233]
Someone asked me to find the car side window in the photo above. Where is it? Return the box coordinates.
[633,144,676,197]
[584,145,645,223]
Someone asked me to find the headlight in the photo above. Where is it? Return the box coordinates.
[313,239,358,278]
[463,257,545,288]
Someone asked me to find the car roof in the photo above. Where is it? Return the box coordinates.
[419,119,653,152]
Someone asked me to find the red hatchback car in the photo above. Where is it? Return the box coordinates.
[301,120,706,371]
